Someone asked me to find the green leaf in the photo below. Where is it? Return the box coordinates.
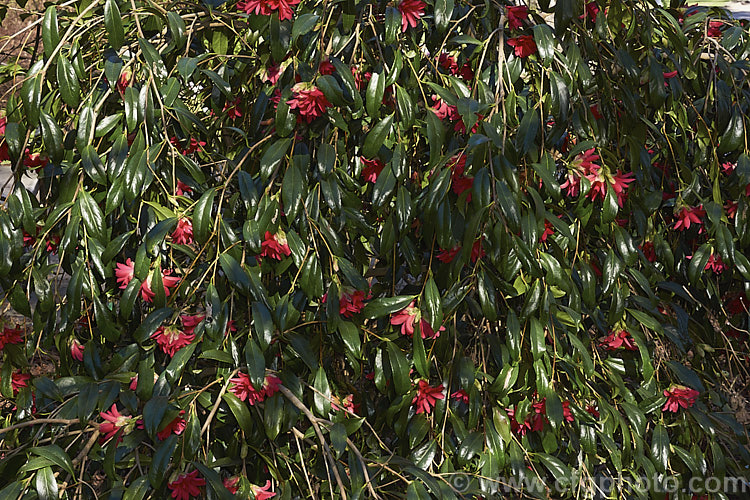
[138,38,168,82]
[385,7,400,44]
[245,339,265,389]
[413,329,429,379]
[537,454,571,485]
[30,445,75,478]
[166,12,186,49]
[516,107,540,155]
[532,24,555,64]
[363,295,415,319]
[260,138,291,182]
[666,361,705,393]
[57,55,80,108]
[292,13,319,43]
[133,307,172,343]
[192,463,234,500]
[423,276,442,330]
[193,188,216,245]
[338,322,361,360]
[104,0,125,50]
[123,476,150,500]
[143,396,168,439]
[651,424,670,474]
[434,0,453,31]
[219,254,250,294]
[282,159,306,222]
[42,7,60,60]
[386,341,410,395]
[366,72,386,119]
[165,343,197,382]
[313,367,332,417]
[40,111,63,163]
[362,114,393,158]
[222,392,254,435]
[78,189,105,242]
[35,467,57,500]
[149,435,178,488]
[21,72,42,128]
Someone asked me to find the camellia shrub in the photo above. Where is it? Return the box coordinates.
[1,0,750,497]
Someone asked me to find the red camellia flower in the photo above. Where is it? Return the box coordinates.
[0,324,23,350]
[397,0,426,32]
[390,301,445,339]
[157,410,187,440]
[260,231,292,260]
[237,0,300,21]
[451,389,469,404]
[540,219,555,242]
[431,95,459,121]
[171,217,194,245]
[662,385,700,413]
[115,259,135,289]
[223,97,243,120]
[673,205,705,231]
[449,154,474,200]
[168,469,206,500]
[506,5,529,30]
[640,241,656,262]
[117,68,132,95]
[361,157,385,183]
[319,59,335,75]
[339,288,368,317]
[581,1,599,22]
[506,406,532,435]
[438,52,458,73]
[9,371,30,396]
[437,246,460,263]
[585,404,600,419]
[471,238,485,262]
[562,401,575,422]
[707,20,723,37]
[223,476,240,494]
[229,372,282,405]
[70,339,84,361]
[507,35,537,58]
[99,404,135,444]
[560,148,598,197]
[599,330,637,351]
[287,84,331,123]
[412,380,445,414]
[180,314,206,335]
[24,150,49,169]
[151,325,195,357]
[507,397,548,435]
[175,180,192,196]
[251,480,276,500]
[705,253,726,274]
[140,270,181,302]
